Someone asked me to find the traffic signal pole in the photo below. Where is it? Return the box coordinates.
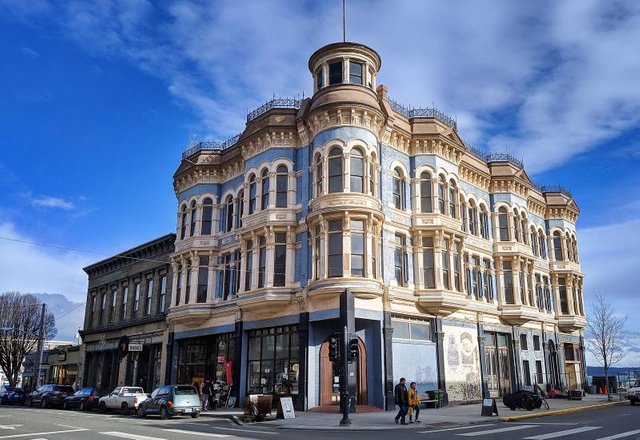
[339,289,357,426]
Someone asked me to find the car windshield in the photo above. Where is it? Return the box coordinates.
[123,387,144,394]
[53,386,74,393]
[175,386,197,396]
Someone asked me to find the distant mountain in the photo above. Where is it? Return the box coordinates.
[32,293,84,343]
[587,366,640,376]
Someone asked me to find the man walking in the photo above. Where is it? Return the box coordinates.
[394,377,409,425]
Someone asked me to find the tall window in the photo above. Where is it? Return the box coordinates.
[197,256,208,303]
[328,220,343,277]
[558,277,568,314]
[328,148,343,193]
[100,293,106,325]
[351,220,364,277]
[314,226,321,280]
[394,234,407,286]
[110,290,116,323]
[158,275,167,313]
[328,60,343,85]
[260,168,270,210]
[133,282,141,314]
[276,165,288,208]
[201,198,213,235]
[472,256,481,298]
[422,237,435,289]
[442,239,450,290]
[258,236,266,288]
[369,157,376,195]
[566,233,574,262]
[316,68,324,89]
[553,232,563,261]
[249,174,257,214]
[521,214,528,244]
[121,287,128,321]
[185,261,191,303]
[235,191,244,229]
[513,209,521,242]
[245,240,253,291]
[222,254,232,300]
[531,228,538,256]
[225,196,234,232]
[274,233,287,286]
[448,180,457,218]
[543,276,552,312]
[461,199,468,232]
[483,259,493,300]
[452,246,460,291]
[539,233,547,259]
[349,61,363,84]
[503,261,513,304]
[315,154,323,197]
[190,201,197,237]
[235,251,241,294]
[535,274,543,310]
[469,203,478,235]
[145,278,153,315]
[175,266,182,306]
[523,360,531,386]
[350,148,364,193]
[480,208,489,239]
[437,175,446,214]
[420,172,432,213]
[392,168,405,210]
[498,207,509,241]
[180,205,187,240]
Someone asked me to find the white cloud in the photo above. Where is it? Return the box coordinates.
[31,196,75,210]
[0,222,91,302]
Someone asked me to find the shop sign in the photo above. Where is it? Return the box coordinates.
[128,343,143,352]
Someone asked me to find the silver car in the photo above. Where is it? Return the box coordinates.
[137,385,201,419]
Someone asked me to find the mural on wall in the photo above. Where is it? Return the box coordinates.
[443,322,481,402]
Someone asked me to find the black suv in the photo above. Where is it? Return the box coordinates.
[26,384,75,408]
[63,387,105,411]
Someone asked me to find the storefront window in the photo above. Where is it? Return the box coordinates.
[247,326,299,395]
[177,334,235,386]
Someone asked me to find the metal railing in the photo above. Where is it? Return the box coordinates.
[534,185,573,198]
[182,133,241,159]
[246,97,301,122]
[388,98,457,129]
[463,141,524,169]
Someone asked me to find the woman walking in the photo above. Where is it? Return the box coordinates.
[408,382,421,423]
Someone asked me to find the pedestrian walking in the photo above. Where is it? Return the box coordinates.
[202,378,214,411]
[408,382,421,423]
[394,377,409,425]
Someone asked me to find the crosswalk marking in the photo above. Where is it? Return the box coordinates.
[418,423,500,434]
[523,426,602,440]
[206,426,277,435]
[596,429,640,440]
[99,432,166,440]
[0,428,90,439]
[458,424,538,436]
[163,429,231,438]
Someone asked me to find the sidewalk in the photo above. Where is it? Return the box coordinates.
[200,394,628,431]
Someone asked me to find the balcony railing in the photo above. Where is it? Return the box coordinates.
[182,133,241,159]
[246,97,301,122]
[389,98,457,129]
[534,185,573,198]
[463,141,524,169]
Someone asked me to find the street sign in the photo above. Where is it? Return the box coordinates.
[128,343,143,352]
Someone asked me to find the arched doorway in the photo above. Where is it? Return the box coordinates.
[319,334,368,406]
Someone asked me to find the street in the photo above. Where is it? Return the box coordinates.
[0,404,638,439]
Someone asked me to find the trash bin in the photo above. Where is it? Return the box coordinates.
[589,385,597,394]
[432,390,443,409]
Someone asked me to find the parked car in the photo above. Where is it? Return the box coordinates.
[63,387,105,411]
[627,380,640,405]
[98,386,147,414]
[137,385,201,419]
[26,384,75,408]
[1,387,26,405]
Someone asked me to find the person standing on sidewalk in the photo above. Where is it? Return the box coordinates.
[408,382,421,423]
[202,378,214,411]
[394,377,409,425]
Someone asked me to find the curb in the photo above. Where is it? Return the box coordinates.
[500,400,627,422]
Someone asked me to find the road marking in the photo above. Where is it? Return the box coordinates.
[458,424,538,436]
[595,429,640,440]
[523,426,602,439]
[418,424,502,433]
[205,426,277,435]
[164,429,231,438]
[0,426,21,431]
[99,433,166,440]
[0,428,90,439]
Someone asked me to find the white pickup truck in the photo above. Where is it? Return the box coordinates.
[98,386,148,414]
[627,380,640,405]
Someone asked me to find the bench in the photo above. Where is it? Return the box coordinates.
[417,393,440,409]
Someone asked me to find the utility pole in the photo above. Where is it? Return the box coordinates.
[34,303,46,389]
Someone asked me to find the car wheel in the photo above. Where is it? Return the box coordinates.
[190,413,200,418]
[99,402,107,413]
[159,406,169,420]
[41,398,48,409]
[137,407,146,418]
[121,402,130,415]
[79,401,86,412]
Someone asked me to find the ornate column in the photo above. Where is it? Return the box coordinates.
[382,311,395,411]
[207,251,215,302]
[513,256,522,305]
[566,275,576,315]
[495,256,504,305]
[551,274,561,317]
[265,227,275,287]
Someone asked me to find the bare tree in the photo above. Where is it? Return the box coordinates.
[0,292,57,387]
[586,293,628,401]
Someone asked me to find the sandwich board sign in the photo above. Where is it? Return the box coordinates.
[481,398,499,416]
[277,397,295,419]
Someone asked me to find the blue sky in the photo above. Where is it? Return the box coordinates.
[1,0,639,363]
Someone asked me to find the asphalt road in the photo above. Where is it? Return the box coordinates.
[0,403,638,439]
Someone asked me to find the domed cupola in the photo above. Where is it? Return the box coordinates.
[307,42,382,115]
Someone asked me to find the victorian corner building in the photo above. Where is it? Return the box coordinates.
[79,42,587,410]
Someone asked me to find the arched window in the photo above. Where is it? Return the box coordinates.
[190,201,197,237]
[448,180,457,218]
[553,231,563,260]
[469,201,478,235]
[350,148,364,193]
[521,214,528,244]
[437,175,446,213]
[315,153,323,197]
[392,168,405,210]
[530,226,538,256]
[498,207,509,241]
[225,195,234,233]
[572,238,579,263]
[260,168,270,210]
[460,198,467,232]
[479,206,489,239]
[201,198,213,235]
[276,165,288,208]
[235,190,244,229]
[328,148,343,193]
[369,154,376,195]
[180,204,187,240]
[566,233,574,262]
[248,174,257,214]
[539,232,547,259]
[513,209,521,242]
[420,172,432,213]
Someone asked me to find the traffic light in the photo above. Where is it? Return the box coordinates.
[329,335,341,362]
[348,338,359,361]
